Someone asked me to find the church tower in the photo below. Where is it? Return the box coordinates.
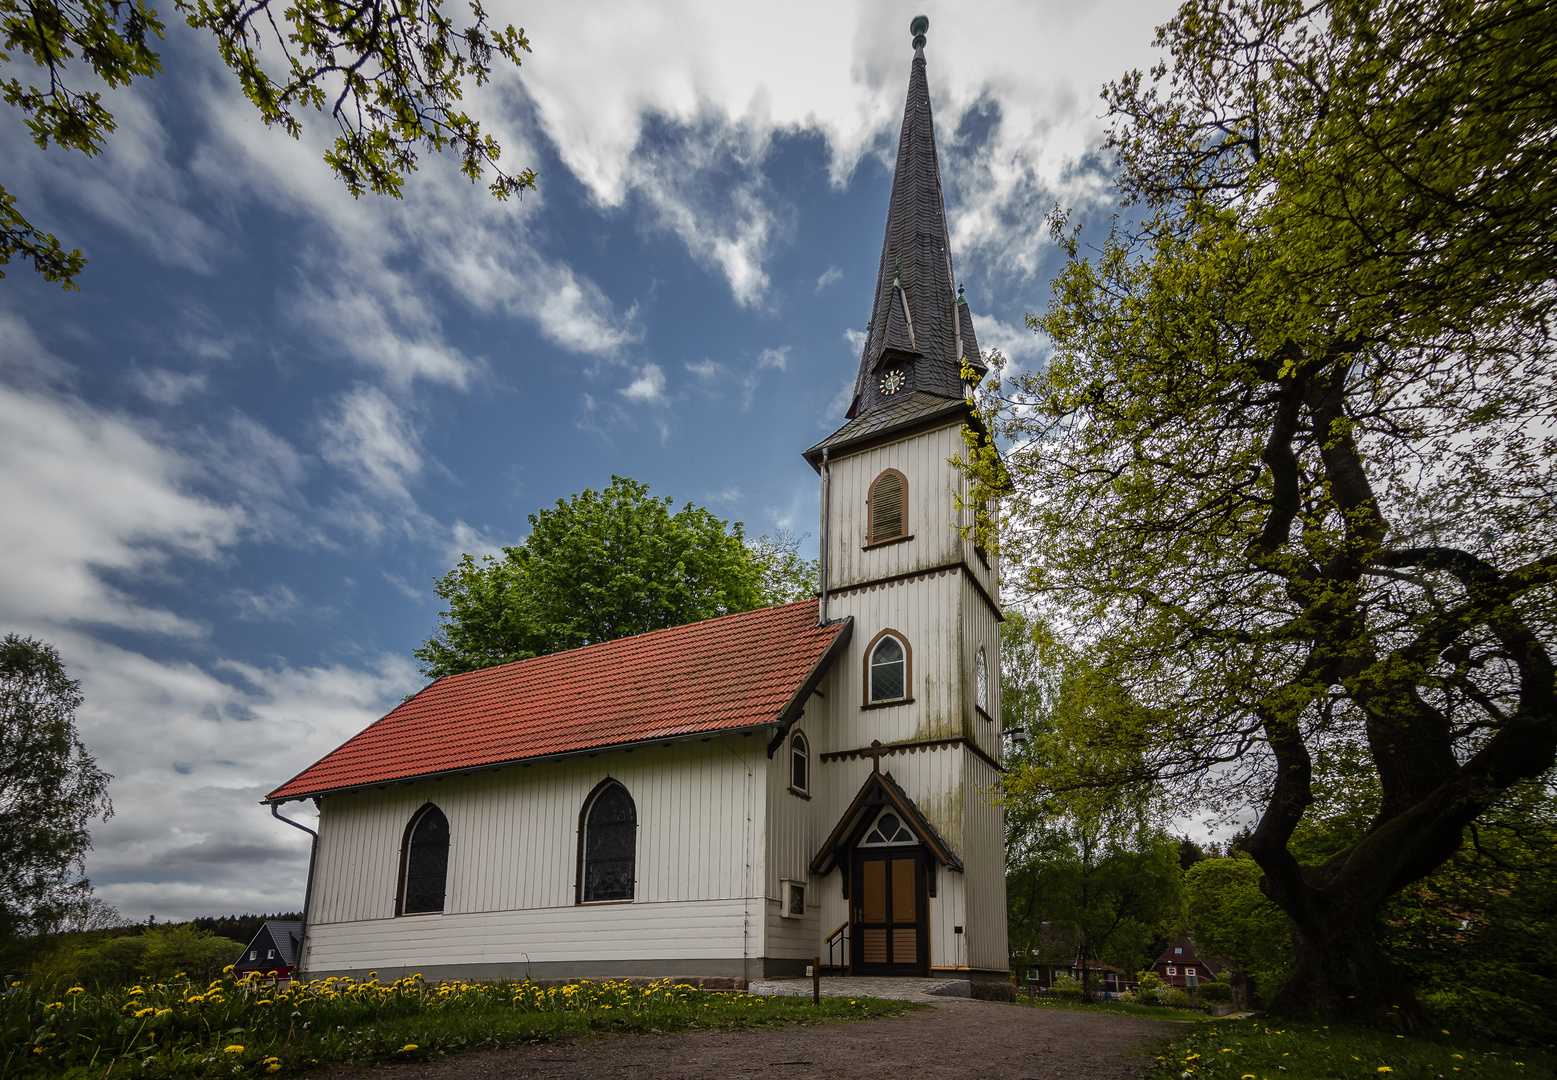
[779,15,1008,983]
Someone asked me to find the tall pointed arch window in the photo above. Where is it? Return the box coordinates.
[976,646,990,716]
[791,731,809,794]
[398,804,450,915]
[867,470,908,544]
[867,632,910,704]
[579,781,637,903]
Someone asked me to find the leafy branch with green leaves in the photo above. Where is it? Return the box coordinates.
[2,0,535,286]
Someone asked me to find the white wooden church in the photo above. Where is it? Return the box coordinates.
[266,17,1010,987]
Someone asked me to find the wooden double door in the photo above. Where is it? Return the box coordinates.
[850,849,929,975]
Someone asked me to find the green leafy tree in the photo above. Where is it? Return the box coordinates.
[1002,616,1183,1000]
[1185,855,1292,1006]
[416,476,801,679]
[0,634,112,940]
[2,0,535,286]
[972,0,1557,1023]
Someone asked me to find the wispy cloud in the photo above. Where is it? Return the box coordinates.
[620,363,668,404]
[319,385,424,504]
[815,266,843,291]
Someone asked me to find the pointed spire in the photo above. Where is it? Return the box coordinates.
[847,15,985,420]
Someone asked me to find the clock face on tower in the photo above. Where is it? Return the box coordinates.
[879,367,907,396]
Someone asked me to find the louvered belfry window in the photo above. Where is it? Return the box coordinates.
[869,471,906,543]
[582,782,637,902]
[401,804,450,914]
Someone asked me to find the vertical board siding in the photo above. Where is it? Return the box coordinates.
[961,753,1009,971]
[311,737,765,926]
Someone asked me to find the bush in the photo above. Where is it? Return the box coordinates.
[1152,985,1190,1009]
[1196,980,1233,1004]
[1050,985,1082,999]
[69,927,243,986]
[1137,971,1165,994]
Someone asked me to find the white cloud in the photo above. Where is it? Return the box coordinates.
[130,368,209,405]
[973,310,1048,376]
[499,0,1178,299]
[319,386,424,503]
[816,266,843,291]
[685,359,722,380]
[620,363,668,404]
[55,634,420,920]
[0,317,242,636]
[231,584,306,622]
[741,346,789,409]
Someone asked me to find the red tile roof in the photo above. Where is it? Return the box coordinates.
[267,600,850,802]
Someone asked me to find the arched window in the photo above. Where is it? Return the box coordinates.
[791,731,809,793]
[976,647,989,714]
[399,804,450,915]
[579,781,636,903]
[867,470,907,544]
[868,633,908,703]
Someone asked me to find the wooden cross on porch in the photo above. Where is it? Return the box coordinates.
[863,739,887,773]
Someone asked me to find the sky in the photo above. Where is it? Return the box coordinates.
[0,0,1177,922]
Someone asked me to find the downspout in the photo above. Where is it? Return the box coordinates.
[819,447,832,626]
[272,801,319,977]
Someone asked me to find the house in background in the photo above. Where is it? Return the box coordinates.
[1019,922,1127,993]
[234,919,303,980]
[263,16,1009,990]
[1152,935,1221,987]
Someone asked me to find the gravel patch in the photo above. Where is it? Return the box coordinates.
[301,997,1180,1080]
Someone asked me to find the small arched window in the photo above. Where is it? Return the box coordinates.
[869,634,908,703]
[580,781,637,903]
[976,647,989,714]
[399,804,450,915]
[791,731,809,793]
[868,470,907,543]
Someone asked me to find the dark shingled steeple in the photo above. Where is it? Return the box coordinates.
[846,15,984,421]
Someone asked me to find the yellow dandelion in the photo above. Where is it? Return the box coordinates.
[134,1007,155,1017]
[401,1044,419,1052]
[223,1044,245,1053]
[66,987,85,994]
[267,1066,282,1074]
[1378,1069,1393,1074]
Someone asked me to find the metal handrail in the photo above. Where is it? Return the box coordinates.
[825,920,849,970]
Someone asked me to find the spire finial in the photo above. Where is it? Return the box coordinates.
[910,15,928,50]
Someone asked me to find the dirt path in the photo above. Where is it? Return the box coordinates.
[305,999,1183,1080]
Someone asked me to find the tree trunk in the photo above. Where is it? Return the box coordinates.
[1262,901,1424,1026]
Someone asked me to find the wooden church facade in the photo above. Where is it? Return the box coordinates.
[266,17,1009,986]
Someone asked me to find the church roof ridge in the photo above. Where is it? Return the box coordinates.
[848,16,983,421]
[265,599,851,803]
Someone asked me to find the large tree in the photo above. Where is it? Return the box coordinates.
[0,634,112,940]
[415,476,816,678]
[2,0,535,286]
[975,0,1557,1023]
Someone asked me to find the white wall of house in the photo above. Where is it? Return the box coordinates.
[304,734,775,981]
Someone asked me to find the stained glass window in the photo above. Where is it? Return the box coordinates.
[401,805,449,914]
[870,636,906,702]
[582,783,636,902]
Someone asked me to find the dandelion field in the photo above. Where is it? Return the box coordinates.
[2,971,905,1078]
[1145,1020,1557,1080]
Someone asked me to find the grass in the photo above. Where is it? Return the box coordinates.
[2,970,908,1078]
[1014,993,1206,1022]
[1142,1018,1557,1080]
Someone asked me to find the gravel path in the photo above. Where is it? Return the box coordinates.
[304,998,1183,1080]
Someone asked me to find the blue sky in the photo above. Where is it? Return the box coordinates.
[0,0,1174,920]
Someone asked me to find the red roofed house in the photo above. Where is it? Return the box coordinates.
[264,17,1008,989]
[1153,936,1222,988]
